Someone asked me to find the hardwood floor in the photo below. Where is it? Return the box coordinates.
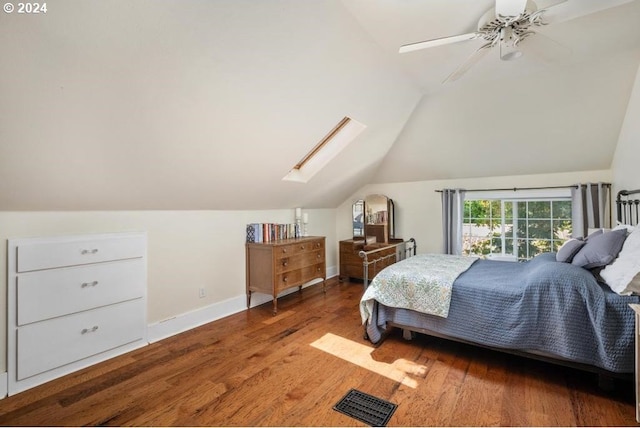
[0,278,637,426]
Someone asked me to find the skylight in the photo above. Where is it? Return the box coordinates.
[283,116,366,183]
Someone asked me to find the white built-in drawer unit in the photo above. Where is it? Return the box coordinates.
[7,232,148,395]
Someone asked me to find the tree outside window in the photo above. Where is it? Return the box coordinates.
[463,199,572,261]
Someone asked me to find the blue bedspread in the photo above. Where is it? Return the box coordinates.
[364,252,640,373]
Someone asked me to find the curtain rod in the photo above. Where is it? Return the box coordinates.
[434,183,611,193]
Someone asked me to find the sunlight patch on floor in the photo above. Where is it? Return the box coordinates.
[310,333,426,388]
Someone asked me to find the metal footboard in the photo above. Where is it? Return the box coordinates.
[617,189,640,226]
[359,238,416,289]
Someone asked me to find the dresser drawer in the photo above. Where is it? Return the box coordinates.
[17,234,146,273]
[17,259,145,326]
[275,263,324,291]
[343,263,363,279]
[276,239,324,257]
[300,263,325,283]
[17,298,145,381]
[305,239,324,251]
[275,250,324,274]
[276,270,303,290]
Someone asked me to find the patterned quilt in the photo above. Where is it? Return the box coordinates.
[360,253,478,324]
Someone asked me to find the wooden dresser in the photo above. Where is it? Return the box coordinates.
[7,232,147,395]
[246,236,325,314]
[339,239,403,282]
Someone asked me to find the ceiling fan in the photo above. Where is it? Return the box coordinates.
[399,0,634,83]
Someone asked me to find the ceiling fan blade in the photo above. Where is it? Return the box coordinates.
[443,43,492,83]
[495,0,528,17]
[519,32,572,64]
[541,0,635,24]
[399,32,478,54]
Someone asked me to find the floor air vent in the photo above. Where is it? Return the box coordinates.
[333,388,397,426]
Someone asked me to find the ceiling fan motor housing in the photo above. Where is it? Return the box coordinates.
[476,0,543,58]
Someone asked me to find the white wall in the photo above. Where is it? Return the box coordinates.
[612,61,640,194]
[337,170,613,254]
[0,209,338,372]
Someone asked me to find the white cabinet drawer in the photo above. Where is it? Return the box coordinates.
[17,298,145,381]
[17,259,145,326]
[17,234,146,272]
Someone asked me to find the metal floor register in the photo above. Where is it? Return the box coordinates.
[333,389,397,426]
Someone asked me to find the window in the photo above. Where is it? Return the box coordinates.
[463,195,572,261]
[282,116,366,183]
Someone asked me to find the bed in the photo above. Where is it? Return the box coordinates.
[360,189,640,377]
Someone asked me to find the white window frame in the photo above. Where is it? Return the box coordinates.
[463,188,572,261]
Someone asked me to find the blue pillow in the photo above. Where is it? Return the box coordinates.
[556,238,586,263]
[571,229,628,269]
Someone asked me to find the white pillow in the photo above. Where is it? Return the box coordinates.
[601,227,640,295]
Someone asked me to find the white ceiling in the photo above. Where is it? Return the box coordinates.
[0,0,639,210]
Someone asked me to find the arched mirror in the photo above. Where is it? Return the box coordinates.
[352,199,364,238]
[343,195,399,283]
[352,195,395,243]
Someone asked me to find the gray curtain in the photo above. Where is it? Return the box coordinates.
[571,182,611,239]
[442,188,465,255]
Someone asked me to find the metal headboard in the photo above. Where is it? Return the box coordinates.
[616,189,640,226]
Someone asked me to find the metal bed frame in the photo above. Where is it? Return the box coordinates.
[617,189,640,421]
[617,189,640,226]
[358,238,416,289]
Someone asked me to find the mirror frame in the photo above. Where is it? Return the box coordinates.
[352,195,395,243]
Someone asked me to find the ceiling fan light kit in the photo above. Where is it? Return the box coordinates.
[499,27,523,61]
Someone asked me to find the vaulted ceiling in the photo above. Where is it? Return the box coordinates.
[0,0,638,210]
[349,0,640,184]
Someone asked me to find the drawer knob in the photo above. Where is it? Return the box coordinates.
[81,326,99,334]
[81,249,99,255]
[283,276,288,282]
[282,248,287,253]
[300,245,305,250]
[317,254,321,259]
[81,281,99,288]
[282,261,288,267]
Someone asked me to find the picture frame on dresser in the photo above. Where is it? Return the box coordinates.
[6,232,149,396]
